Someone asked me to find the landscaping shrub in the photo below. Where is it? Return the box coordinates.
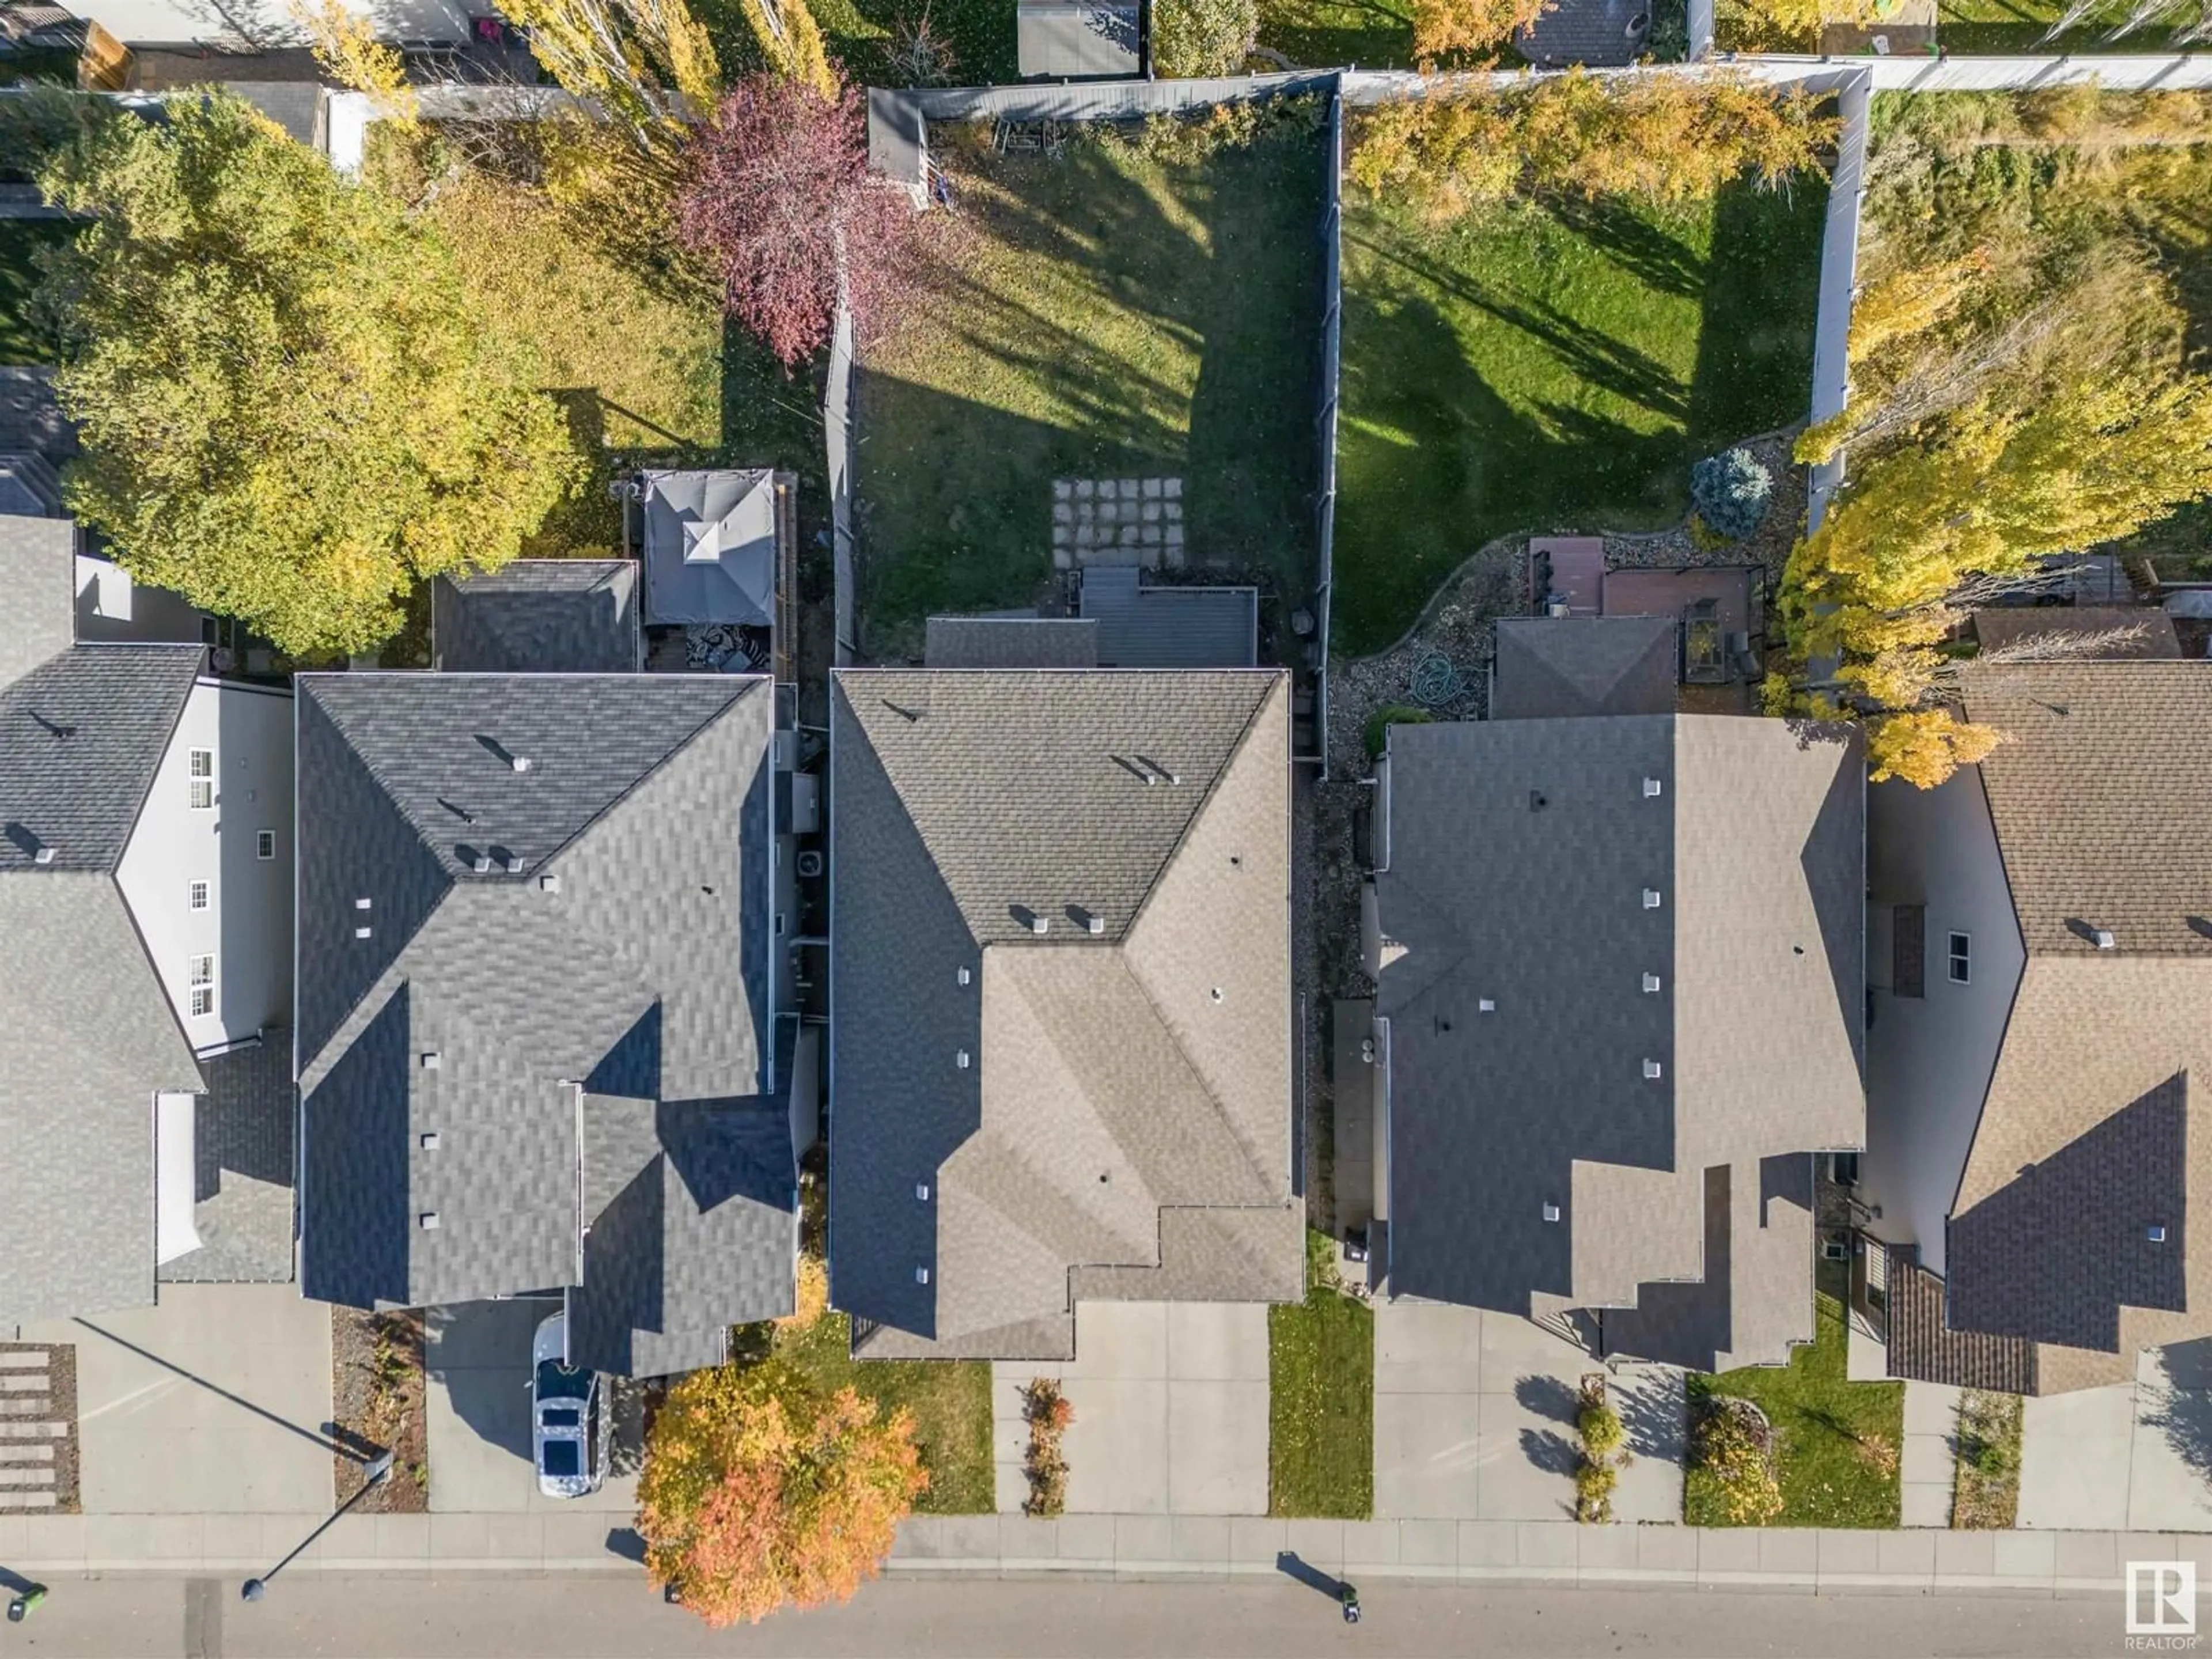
[1364,703,1433,759]
[1573,1374,1629,1524]
[1020,1377,1075,1518]
[1690,448,1772,540]
[1152,0,1258,75]
[1691,1396,1783,1525]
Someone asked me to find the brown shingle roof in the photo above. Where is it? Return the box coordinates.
[1969,607,2181,662]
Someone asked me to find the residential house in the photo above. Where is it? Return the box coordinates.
[1860,662,2212,1395]
[1359,713,1865,1370]
[0,490,296,1329]
[1524,540,1766,711]
[828,668,1303,1359]
[295,556,808,1376]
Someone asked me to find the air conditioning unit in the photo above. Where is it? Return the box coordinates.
[796,849,825,880]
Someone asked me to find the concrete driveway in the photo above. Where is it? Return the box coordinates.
[2020,1342,2212,1531]
[1373,1302,1683,1522]
[991,1302,1270,1516]
[21,1284,332,1514]
[423,1301,642,1516]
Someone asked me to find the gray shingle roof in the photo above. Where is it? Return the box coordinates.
[157,1036,299,1286]
[1517,0,1650,66]
[1917,665,2212,1388]
[1490,616,1677,721]
[297,672,792,1363]
[638,470,783,627]
[1373,715,1863,1368]
[830,669,1301,1360]
[0,510,205,1328]
[925,616,1100,669]
[1080,569,1259,669]
[431,560,640,674]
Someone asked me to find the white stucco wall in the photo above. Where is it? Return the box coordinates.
[117,676,295,1055]
[82,0,468,48]
[1860,767,2024,1275]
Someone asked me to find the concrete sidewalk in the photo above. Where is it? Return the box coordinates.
[1,1510,2205,1596]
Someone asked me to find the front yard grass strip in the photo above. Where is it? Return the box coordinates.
[764,1309,997,1515]
[1332,179,1826,654]
[1951,1388,2022,1529]
[1269,1230,1374,1519]
[855,114,1328,660]
[1684,1275,1902,1528]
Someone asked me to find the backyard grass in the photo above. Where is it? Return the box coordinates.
[1334,177,1827,654]
[0,218,69,365]
[1684,1274,1903,1529]
[1268,1230,1374,1519]
[763,1309,998,1515]
[855,114,1329,659]
[1256,0,1415,66]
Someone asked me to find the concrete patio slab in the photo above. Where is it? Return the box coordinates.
[21,1285,330,1514]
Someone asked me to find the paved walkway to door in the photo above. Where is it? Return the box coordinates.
[991,1302,1270,1517]
[1373,1303,1683,1522]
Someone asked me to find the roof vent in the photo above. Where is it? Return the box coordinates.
[1642,888,1662,909]
[1529,790,1547,812]
[355,897,372,911]
[915,1182,931,1202]
[510,755,532,774]
[957,966,972,986]
[419,1131,440,1150]
[354,925,373,940]
[2094,928,2117,950]
[1075,907,1107,936]
[418,1211,441,1230]
[956,1049,971,1070]
[2149,1223,2169,1243]
[1022,909,1049,937]
[1541,1202,1561,1224]
[1135,756,1181,786]
[502,851,526,875]
[1478,998,1495,1013]
[1642,973,1662,994]
[420,1051,441,1070]
[1642,777,1664,798]
[1209,986,1225,1004]
[471,853,493,875]
[31,846,53,865]
[539,873,561,893]
[1643,1058,1664,1080]
[914,1266,931,1285]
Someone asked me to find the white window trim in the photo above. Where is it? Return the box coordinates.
[1947,930,1971,986]
[188,952,215,1017]
[188,880,210,911]
[255,829,276,861]
[188,748,214,811]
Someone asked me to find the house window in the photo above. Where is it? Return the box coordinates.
[256,829,276,861]
[188,880,209,911]
[1948,931,1972,984]
[187,749,214,810]
[188,953,215,1017]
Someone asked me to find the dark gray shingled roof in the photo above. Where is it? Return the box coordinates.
[1490,616,1677,721]
[1517,0,1650,66]
[1079,569,1258,669]
[297,672,793,1369]
[0,511,204,1327]
[1373,715,1863,1369]
[431,560,641,674]
[830,669,1302,1361]
[925,616,1100,669]
[1895,664,2212,1391]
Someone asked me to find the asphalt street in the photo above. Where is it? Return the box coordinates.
[0,1576,2136,1659]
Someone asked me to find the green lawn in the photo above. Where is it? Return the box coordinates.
[1256,0,1415,67]
[1332,177,1826,654]
[855,114,1328,660]
[1684,1277,1903,1529]
[1268,1232,1374,1519]
[0,218,69,365]
[762,1310,997,1515]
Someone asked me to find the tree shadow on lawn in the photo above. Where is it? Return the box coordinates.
[1683,177,1828,446]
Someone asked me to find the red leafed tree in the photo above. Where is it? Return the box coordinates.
[677,73,919,370]
[637,1359,929,1627]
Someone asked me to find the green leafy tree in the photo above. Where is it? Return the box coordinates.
[36,94,581,657]
[1152,0,1257,76]
[1691,447,1772,540]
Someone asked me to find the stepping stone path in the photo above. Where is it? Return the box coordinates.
[1052,478,1185,571]
[0,1344,75,1513]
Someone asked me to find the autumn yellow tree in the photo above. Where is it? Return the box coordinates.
[285,0,417,128]
[1410,0,1552,62]
[1866,710,2004,788]
[638,1361,928,1627]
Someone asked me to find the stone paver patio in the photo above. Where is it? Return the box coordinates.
[992,1302,1269,1517]
[1051,478,1185,571]
[1373,1302,1683,1522]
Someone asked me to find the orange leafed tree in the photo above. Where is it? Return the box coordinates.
[637,1361,929,1627]
[1411,0,1552,61]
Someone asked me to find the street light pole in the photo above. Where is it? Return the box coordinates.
[241,1449,394,1603]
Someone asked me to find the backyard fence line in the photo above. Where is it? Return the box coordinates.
[824,296,859,669]
[1309,85,1344,779]
[1744,49,2212,91]
[1690,0,1717,59]
[1806,66,1872,533]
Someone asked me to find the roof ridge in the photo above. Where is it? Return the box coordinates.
[1117,672,1279,939]
[546,676,766,876]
